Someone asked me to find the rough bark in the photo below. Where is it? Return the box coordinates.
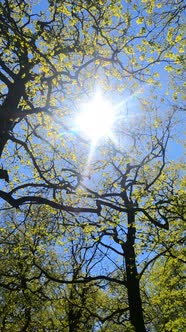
[125,210,146,332]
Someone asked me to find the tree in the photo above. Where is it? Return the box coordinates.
[0,0,185,331]
[0,206,64,331]
[142,183,186,331]
[146,253,186,332]
[0,206,94,331]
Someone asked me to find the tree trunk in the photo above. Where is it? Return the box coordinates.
[68,285,81,332]
[125,210,146,332]
[0,68,27,157]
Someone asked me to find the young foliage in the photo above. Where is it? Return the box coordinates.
[0,1,185,331]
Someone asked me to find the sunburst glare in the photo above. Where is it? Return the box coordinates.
[75,92,115,143]
[72,89,142,179]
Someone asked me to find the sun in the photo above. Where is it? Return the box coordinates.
[75,93,115,142]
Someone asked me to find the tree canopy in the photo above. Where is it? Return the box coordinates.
[0,0,185,331]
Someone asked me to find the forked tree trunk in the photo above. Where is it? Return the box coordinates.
[125,210,146,332]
